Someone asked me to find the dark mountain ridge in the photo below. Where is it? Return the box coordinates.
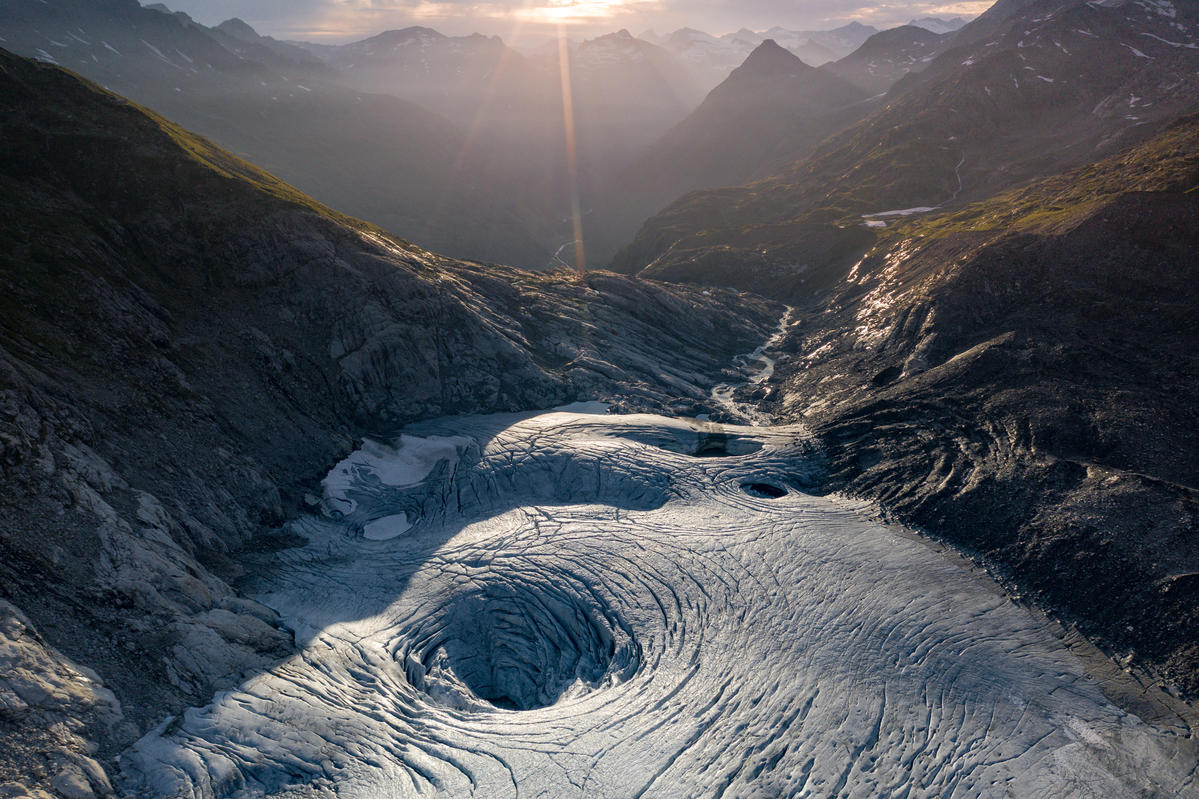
[585,40,871,264]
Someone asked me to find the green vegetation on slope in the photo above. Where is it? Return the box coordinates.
[891,113,1199,239]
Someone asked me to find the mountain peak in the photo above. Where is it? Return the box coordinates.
[215,17,261,43]
[738,38,808,73]
[359,26,445,47]
[907,16,969,34]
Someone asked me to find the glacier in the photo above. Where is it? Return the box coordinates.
[124,411,1199,798]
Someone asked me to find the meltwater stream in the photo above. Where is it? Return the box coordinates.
[126,412,1199,798]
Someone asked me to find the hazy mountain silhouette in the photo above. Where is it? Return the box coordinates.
[587,40,870,263]
[822,25,950,94]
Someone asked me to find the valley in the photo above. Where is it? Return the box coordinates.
[1,0,1197,796]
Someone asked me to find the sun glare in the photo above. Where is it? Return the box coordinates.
[516,0,630,24]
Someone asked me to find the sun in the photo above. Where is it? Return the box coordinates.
[515,0,632,24]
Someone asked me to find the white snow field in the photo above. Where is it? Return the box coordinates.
[126,412,1199,798]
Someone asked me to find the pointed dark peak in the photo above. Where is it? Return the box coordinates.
[215,17,261,43]
[739,39,809,74]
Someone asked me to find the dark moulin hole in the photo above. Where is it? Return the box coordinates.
[413,588,626,711]
[742,482,787,499]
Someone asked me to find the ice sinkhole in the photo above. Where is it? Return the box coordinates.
[741,482,788,499]
[126,411,1199,798]
[403,580,634,711]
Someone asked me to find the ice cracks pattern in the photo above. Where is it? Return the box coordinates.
[125,412,1199,798]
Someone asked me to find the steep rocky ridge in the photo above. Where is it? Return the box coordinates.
[612,0,1199,298]
[0,51,780,796]
[748,115,1199,698]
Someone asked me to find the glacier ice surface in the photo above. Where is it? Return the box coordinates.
[125,412,1199,798]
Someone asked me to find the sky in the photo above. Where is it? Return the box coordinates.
[155,0,993,46]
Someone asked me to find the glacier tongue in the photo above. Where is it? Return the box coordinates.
[126,412,1198,798]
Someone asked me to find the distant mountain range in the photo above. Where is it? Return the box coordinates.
[612,0,1199,295]
[0,1,984,270]
[906,16,969,35]
[580,21,966,262]
[637,21,878,85]
[583,39,873,261]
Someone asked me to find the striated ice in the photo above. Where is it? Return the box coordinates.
[125,412,1199,798]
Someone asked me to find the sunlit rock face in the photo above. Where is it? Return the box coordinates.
[126,412,1198,798]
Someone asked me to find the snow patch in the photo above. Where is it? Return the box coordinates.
[1121,43,1155,59]
[362,513,413,541]
[1139,31,1198,48]
[863,206,938,218]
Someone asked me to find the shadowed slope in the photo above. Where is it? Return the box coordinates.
[588,41,869,264]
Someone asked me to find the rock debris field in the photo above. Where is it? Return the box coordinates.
[126,411,1199,798]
